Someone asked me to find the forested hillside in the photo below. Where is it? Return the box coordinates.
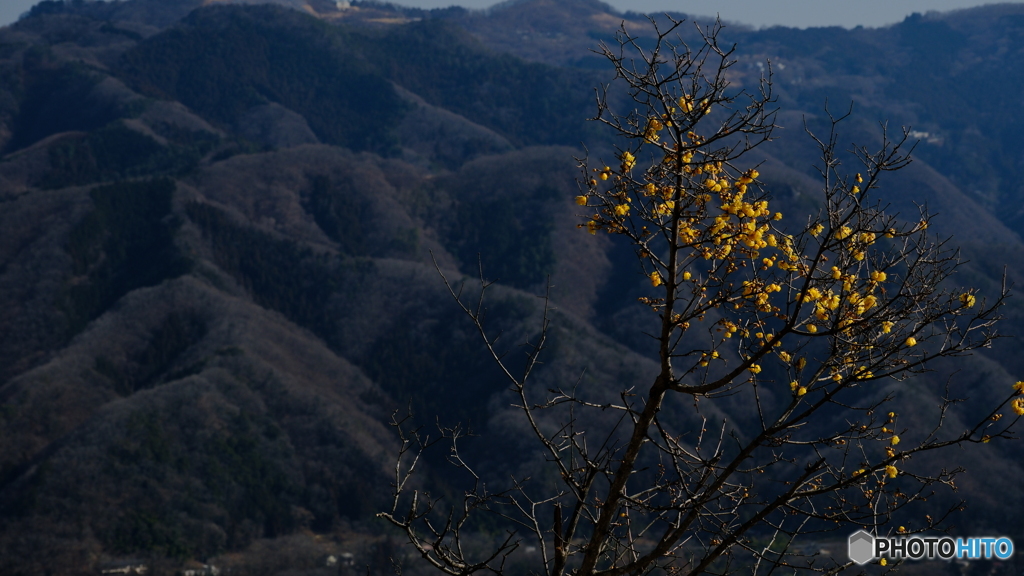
[1,0,1024,574]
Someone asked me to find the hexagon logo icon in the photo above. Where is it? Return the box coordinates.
[848,530,875,565]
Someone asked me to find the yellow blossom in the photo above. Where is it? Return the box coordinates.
[960,293,976,308]
[905,337,917,347]
[614,204,631,216]
[575,195,588,206]
[851,185,860,195]
[881,321,894,334]
[1012,398,1024,416]
[835,226,853,240]
[683,271,692,281]
[797,386,807,396]
[891,436,900,446]
[824,294,841,310]
[621,151,636,171]
[650,271,663,287]
[880,558,888,567]
[807,324,817,333]
[885,465,898,478]
[810,223,824,237]
[586,220,599,235]
[870,270,887,282]
[749,364,762,374]
[855,173,863,183]
[1013,381,1024,394]
[643,119,663,141]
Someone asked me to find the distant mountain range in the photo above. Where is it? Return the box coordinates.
[2,0,1024,573]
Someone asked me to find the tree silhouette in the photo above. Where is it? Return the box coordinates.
[381,17,1018,576]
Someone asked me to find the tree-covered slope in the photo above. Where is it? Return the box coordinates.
[1,1,1024,574]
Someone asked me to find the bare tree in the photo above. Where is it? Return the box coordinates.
[379,17,1019,576]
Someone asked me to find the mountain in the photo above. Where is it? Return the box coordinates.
[2,0,1024,574]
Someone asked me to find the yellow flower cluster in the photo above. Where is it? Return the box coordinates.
[1012,398,1024,416]
[848,292,878,315]
[798,287,822,303]
[810,291,842,320]
[742,280,783,312]
[719,319,740,338]
[706,177,731,194]
[698,349,720,367]
[736,220,773,249]
[653,200,675,217]
[643,118,663,142]
[621,151,636,172]
[853,366,874,380]
[676,95,710,117]
[960,292,976,308]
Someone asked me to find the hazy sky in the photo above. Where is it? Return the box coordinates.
[2,0,1022,29]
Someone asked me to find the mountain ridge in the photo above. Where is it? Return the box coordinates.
[2,1,1024,573]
